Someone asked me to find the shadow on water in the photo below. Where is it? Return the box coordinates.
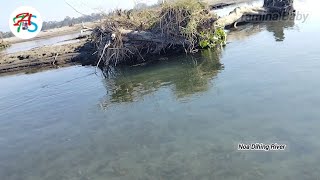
[266,18,296,41]
[100,49,223,107]
[228,16,296,42]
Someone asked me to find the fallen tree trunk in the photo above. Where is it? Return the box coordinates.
[118,29,189,45]
[214,6,268,27]
[214,0,294,28]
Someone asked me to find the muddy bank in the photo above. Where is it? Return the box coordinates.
[3,21,99,44]
[0,38,96,75]
[0,21,99,75]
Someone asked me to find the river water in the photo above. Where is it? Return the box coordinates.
[3,33,84,54]
[0,0,320,179]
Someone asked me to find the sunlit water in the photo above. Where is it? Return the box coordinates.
[3,33,84,54]
[1,0,320,179]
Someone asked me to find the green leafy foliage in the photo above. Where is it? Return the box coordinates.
[199,28,227,49]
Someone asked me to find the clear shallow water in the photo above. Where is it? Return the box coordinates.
[1,1,320,179]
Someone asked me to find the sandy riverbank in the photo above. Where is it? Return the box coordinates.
[0,37,96,75]
[0,21,100,75]
[3,21,100,44]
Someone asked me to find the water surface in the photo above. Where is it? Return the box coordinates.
[1,0,320,179]
[3,33,83,54]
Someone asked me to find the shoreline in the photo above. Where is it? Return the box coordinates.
[0,0,256,76]
[0,22,98,76]
[0,38,96,76]
[3,21,99,44]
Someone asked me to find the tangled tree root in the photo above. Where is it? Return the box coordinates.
[92,0,221,73]
[91,0,294,74]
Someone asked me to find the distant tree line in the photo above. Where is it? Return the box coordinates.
[0,31,13,39]
[1,1,170,39]
[0,13,104,38]
[42,13,104,30]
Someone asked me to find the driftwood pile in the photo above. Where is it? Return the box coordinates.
[215,0,294,28]
[92,0,218,73]
[92,0,294,73]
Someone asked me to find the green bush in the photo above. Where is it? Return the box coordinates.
[199,27,226,49]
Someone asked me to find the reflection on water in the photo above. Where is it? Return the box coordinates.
[266,17,296,41]
[101,50,223,106]
[228,15,296,42]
